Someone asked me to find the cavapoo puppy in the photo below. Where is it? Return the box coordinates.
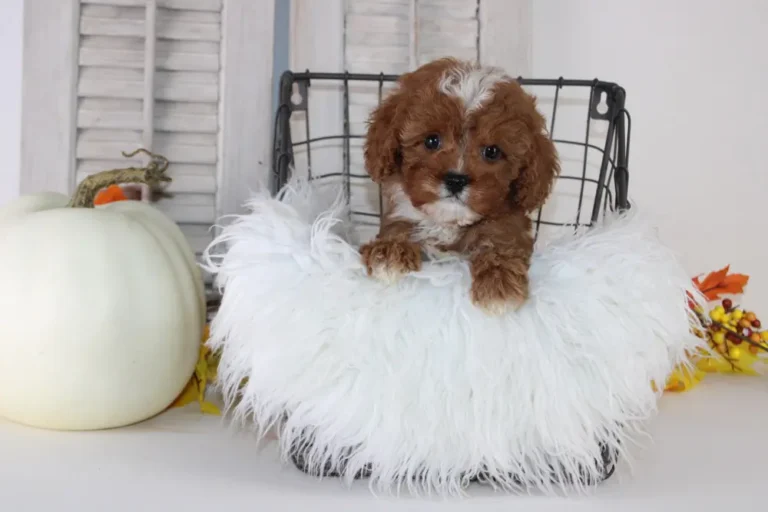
[360,58,560,313]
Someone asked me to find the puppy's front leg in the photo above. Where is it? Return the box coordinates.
[462,217,533,314]
[470,249,530,314]
[360,219,422,283]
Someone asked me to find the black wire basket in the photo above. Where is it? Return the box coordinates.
[272,70,631,243]
[269,69,633,485]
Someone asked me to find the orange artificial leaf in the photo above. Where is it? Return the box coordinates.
[703,289,727,301]
[696,265,730,292]
[94,185,128,205]
[721,273,750,288]
[693,265,750,301]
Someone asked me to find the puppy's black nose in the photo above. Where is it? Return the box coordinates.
[443,172,470,195]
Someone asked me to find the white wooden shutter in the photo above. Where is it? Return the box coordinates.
[74,0,221,258]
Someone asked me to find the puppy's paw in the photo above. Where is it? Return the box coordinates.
[361,239,422,283]
[470,263,529,315]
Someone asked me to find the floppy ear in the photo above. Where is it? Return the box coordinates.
[364,58,462,183]
[363,88,407,184]
[512,127,560,213]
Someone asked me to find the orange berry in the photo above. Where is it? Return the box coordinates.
[740,318,752,329]
[746,312,757,322]
[750,333,762,344]
[749,345,760,355]
[93,184,128,205]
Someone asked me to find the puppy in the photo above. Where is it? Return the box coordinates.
[360,58,559,313]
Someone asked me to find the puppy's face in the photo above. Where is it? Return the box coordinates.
[365,58,559,226]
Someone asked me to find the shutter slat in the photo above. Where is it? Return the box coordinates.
[78,68,219,102]
[82,0,145,5]
[418,0,478,19]
[345,60,409,74]
[419,48,478,66]
[157,7,219,23]
[81,35,218,55]
[345,14,411,35]
[419,18,478,35]
[419,32,478,50]
[77,107,142,130]
[158,0,222,11]
[154,193,216,224]
[345,30,409,47]
[347,1,411,16]
[152,132,218,164]
[179,224,215,255]
[80,42,220,72]
[78,100,217,133]
[81,10,220,41]
[81,4,144,19]
[156,17,221,42]
[77,129,216,164]
[345,46,409,64]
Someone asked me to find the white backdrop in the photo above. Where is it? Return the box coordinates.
[532,0,768,313]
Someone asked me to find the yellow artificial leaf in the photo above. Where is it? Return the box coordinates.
[167,324,221,415]
[666,266,768,393]
[170,377,202,409]
[662,363,705,392]
[200,401,221,415]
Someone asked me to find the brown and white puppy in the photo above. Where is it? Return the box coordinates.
[360,58,559,313]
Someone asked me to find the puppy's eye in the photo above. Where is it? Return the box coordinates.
[482,145,503,162]
[424,134,441,151]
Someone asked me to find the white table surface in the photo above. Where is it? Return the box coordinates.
[1,375,766,512]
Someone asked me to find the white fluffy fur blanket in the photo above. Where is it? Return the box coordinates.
[203,177,705,497]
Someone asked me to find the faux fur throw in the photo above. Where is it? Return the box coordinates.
[203,177,705,497]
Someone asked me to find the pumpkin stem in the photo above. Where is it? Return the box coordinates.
[68,149,171,208]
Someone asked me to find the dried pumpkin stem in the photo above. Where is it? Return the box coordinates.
[68,149,171,208]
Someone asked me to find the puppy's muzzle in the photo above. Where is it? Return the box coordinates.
[443,172,470,195]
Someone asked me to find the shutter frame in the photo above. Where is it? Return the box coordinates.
[21,0,81,196]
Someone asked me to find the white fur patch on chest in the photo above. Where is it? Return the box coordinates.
[439,63,511,113]
[388,184,478,254]
[413,222,463,249]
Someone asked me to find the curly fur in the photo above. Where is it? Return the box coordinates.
[202,176,706,498]
[361,58,559,312]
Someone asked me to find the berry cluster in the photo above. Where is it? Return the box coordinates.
[706,298,768,361]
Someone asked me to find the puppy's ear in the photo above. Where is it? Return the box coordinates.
[364,59,462,183]
[512,122,560,212]
[364,88,407,184]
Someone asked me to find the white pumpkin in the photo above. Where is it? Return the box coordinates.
[0,189,205,430]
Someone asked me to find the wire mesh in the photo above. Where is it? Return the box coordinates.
[272,71,631,243]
